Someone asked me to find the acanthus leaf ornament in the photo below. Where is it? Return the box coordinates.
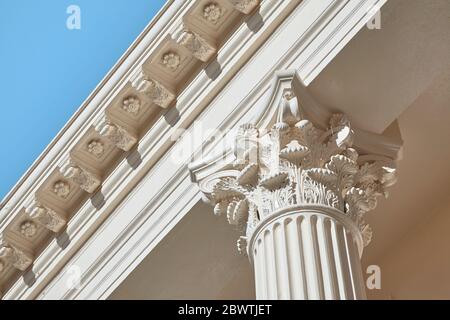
[175,30,216,62]
[260,172,288,191]
[204,89,397,251]
[95,116,138,152]
[26,202,66,233]
[214,201,228,217]
[237,236,248,255]
[131,69,175,109]
[60,162,101,194]
[361,224,373,248]
[237,163,259,186]
[279,140,309,165]
[228,0,260,14]
[227,199,249,227]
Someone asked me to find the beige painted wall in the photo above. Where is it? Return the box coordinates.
[366,199,450,300]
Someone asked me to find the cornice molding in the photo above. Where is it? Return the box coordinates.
[0,0,263,296]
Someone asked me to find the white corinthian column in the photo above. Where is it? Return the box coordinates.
[195,86,398,300]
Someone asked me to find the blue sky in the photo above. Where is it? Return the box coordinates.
[0,0,166,200]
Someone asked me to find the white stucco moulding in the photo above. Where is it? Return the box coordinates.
[0,0,397,299]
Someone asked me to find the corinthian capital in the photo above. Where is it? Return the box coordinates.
[195,88,397,254]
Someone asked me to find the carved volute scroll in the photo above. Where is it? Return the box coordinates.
[197,87,398,255]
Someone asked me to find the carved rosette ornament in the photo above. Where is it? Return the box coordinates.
[161,52,181,71]
[209,91,396,253]
[203,3,223,24]
[122,96,141,116]
[19,221,38,239]
[53,181,71,199]
[87,140,105,158]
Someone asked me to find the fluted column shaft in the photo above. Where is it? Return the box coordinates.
[249,206,366,300]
